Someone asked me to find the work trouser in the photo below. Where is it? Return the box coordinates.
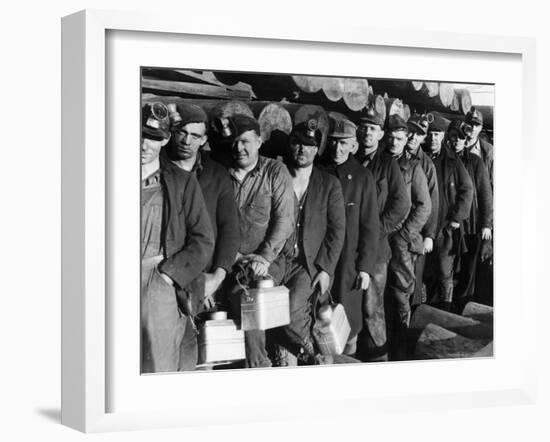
[386,234,419,360]
[387,234,418,326]
[270,260,315,366]
[356,261,389,362]
[455,233,482,311]
[141,263,193,373]
[428,229,457,308]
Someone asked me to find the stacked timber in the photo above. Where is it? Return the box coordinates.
[291,75,324,94]
[342,78,370,111]
[461,302,494,325]
[384,97,406,119]
[414,324,489,359]
[410,304,492,340]
[142,68,254,101]
[454,88,473,114]
[410,303,493,360]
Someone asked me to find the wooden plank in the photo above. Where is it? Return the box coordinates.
[173,70,256,97]
[142,78,252,100]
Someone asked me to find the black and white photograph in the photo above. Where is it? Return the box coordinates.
[140,68,494,374]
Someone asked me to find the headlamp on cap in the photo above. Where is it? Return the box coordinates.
[167,103,182,128]
[212,116,235,139]
[142,102,170,141]
[306,119,318,139]
[447,120,471,139]
[407,113,431,135]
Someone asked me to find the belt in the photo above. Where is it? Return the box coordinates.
[142,254,163,268]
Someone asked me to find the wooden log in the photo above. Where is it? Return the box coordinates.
[145,69,257,98]
[258,103,293,139]
[461,302,493,324]
[410,304,492,340]
[438,82,455,107]
[373,94,386,119]
[142,78,252,100]
[247,101,330,155]
[211,100,254,119]
[328,111,349,121]
[472,341,493,357]
[403,103,411,121]
[257,103,293,159]
[292,75,324,94]
[333,354,362,364]
[449,90,460,112]
[342,78,370,112]
[411,81,424,91]
[414,323,489,360]
[322,77,346,102]
[384,97,405,119]
[424,82,440,98]
[455,88,472,114]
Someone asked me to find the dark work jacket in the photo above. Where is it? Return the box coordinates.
[410,148,439,240]
[457,148,493,235]
[161,150,240,273]
[284,167,346,280]
[356,148,411,262]
[430,147,473,235]
[323,156,380,336]
[156,165,215,295]
[395,154,432,254]
[471,138,494,188]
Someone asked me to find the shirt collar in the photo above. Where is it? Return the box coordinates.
[142,169,161,187]
[192,151,204,174]
[229,156,264,179]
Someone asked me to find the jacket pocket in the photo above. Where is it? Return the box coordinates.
[245,194,271,226]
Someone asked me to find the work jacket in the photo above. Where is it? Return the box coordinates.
[323,156,380,336]
[468,137,494,188]
[284,166,346,281]
[156,166,215,300]
[356,148,411,262]
[395,154,432,254]
[430,147,474,235]
[456,148,493,235]
[409,148,439,240]
[161,149,240,273]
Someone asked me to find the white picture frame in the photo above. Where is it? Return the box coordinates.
[61,9,537,433]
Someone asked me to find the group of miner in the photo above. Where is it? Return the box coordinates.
[141,98,493,372]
